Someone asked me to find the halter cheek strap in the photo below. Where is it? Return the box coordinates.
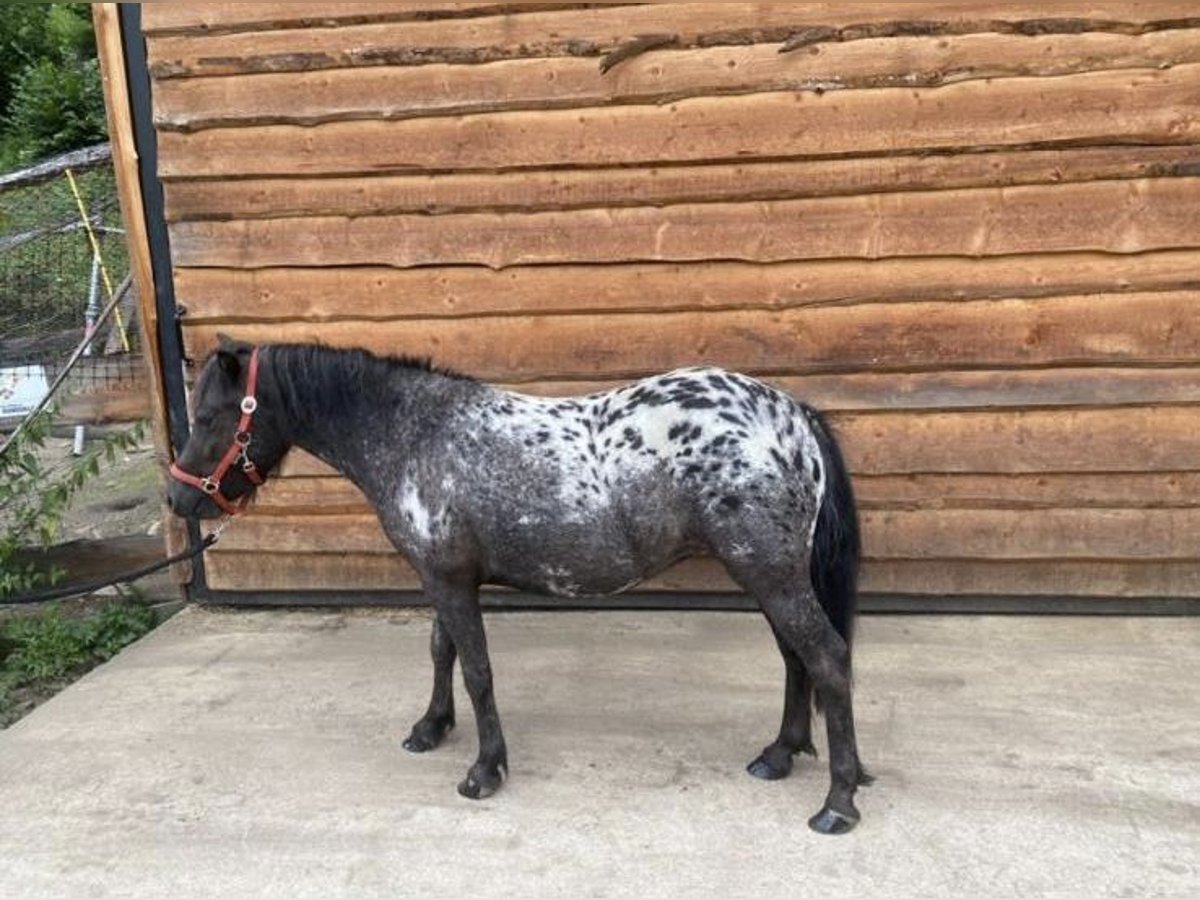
[169,347,265,515]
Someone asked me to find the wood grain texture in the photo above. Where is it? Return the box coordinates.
[155,66,1200,177]
[265,406,1200,476]
[151,30,1200,130]
[145,2,1200,76]
[168,178,1200,269]
[202,551,1200,597]
[172,250,1200,321]
[162,145,1200,221]
[837,407,1200,474]
[181,290,1200,381]
[141,3,538,35]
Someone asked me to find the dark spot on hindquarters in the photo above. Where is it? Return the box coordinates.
[591,483,602,495]
[769,447,790,469]
[676,447,694,458]
[547,407,561,418]
[707,372,732,392]
[536,429,551,443]
[719,494,743,512]
[683,463,703,478]
[701,434,730,454]
[811,456,822,482]
[630,387,666,406]
[707,461,722,473]
[718,411,746,427]
[792,449,807,470]
[680,397,717,410]
[668,421,689,440]
[562,428,580,439]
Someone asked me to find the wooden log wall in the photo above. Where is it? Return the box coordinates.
[142,2,1200,602]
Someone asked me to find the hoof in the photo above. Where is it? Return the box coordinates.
[456,762,505,800]
[747,750,792,781]
[747,739,816,781]
[808,805,860,835]
[402,717,453,753]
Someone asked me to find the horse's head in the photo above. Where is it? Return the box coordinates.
[167,334,288,519]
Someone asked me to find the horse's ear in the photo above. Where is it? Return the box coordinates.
[216,346,241,381]
[214,333,250,381]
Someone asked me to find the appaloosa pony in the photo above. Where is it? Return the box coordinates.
[167,336,872,834]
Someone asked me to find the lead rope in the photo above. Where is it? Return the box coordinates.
[0,516,232,606]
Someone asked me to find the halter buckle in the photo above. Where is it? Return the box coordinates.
[201,477,219,495]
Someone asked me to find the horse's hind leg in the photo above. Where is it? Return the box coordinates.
[761,584,867,833]
[747,625,817,780]
[403,611,457,753]
[724,554,867,833]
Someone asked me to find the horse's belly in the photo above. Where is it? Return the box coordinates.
[486,518,689,599]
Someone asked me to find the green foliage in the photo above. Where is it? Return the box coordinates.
[5,56,107,162]
[0,3,104,167]
[0,409,146,599]
[2,597,157,684]
[3,606,91,680]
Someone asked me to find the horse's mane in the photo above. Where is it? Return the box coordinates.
[267,343,474,425]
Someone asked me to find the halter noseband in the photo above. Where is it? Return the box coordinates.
[169,347,265,515]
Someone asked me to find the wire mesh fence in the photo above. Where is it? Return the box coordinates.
[0,143,140,424]
[0,143,164,607]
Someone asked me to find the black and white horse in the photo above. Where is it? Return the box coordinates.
[168,336,872,834]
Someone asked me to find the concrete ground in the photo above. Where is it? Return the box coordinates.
[0,608,1196,899]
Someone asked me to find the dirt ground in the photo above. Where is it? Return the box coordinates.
[46,426,163,542]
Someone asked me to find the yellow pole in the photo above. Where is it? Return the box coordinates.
[65,167,131,353]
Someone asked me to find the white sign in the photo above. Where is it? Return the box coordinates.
[0,365,49,417]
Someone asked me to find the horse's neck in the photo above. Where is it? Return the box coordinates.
[266,347,463,498]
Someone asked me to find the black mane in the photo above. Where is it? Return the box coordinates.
[266,342,474,428]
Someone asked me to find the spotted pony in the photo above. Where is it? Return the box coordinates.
[168,337,872,834]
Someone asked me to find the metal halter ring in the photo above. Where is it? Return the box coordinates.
[202,477,219,495]
[240,396,258,415]
[235,430,251,447]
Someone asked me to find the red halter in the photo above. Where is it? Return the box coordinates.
[169,347,265,515]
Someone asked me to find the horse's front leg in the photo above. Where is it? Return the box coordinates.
[427,576,508,799]
[403,611,457,753]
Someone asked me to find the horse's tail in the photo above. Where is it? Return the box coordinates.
[805,405,861,659]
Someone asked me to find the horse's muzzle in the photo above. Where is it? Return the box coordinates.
[166,481,225,520]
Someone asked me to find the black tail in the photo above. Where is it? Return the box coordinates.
[804,405,861,655]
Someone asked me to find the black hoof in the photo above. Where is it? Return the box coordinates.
[402,716,454,753]
[747,748,792,781]
[808,806,860,835]
[456,762,506,800]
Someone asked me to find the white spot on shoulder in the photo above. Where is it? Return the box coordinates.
[400,481,434,542]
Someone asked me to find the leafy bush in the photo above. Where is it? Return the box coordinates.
[0,409,146,599]
[0,4,104,167]
[2,598,157,683]
[4,57,107,162]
